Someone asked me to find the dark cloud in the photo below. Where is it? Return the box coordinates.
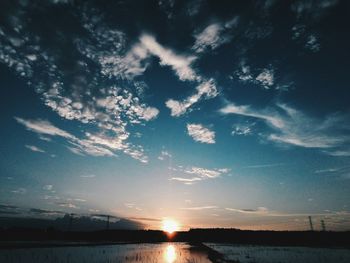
[0,204,18,209]
[128,217,162,222]
[29,208,63,215]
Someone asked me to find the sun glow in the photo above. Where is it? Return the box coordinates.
[164,245,176,263]
[162,219,179,234]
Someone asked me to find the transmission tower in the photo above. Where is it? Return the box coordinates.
[308,216,314,231]
[321,219,326,231]
[92,214,115,230]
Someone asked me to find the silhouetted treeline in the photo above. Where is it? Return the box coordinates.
[184,228,350,247]
[0,215,143,231]
[1,227,349,249]
[0,228,168,243]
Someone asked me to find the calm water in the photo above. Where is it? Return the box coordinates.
[0,242,212,263]
[206,243,350,263]
[2,242,350,262]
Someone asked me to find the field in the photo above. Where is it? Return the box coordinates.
[1,242,350,262]
[205,243,350,263]
[0,242,211,263]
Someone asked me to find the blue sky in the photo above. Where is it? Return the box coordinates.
[0,0,350,231]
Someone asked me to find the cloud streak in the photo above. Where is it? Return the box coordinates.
[25,145,45,153]
[192,17,239,53]
[166,79,218,117]
[170,166,230,184]
[15,117,149,162]
[140,34,198,81]
[225,207,269,214]
[220,102,350,151]
[181,206,217,210]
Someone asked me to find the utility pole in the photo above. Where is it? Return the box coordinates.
[321,220,326,231]
[308,216,314,231]
[91,214,114,230]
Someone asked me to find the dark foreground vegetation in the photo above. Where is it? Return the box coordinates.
[1,227,349,249]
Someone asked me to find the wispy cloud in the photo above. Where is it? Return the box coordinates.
[128,216,162,222]
[220,102,350,151]
[192,17,239,53]
[181,206,217,210]
[220,103,284,129]
[325,149,350,157]
[11,188,27,195]
[234,61,275,89]
[84,30,198,82]
[0,204,20,215]
[3,8,159,164]
[71,198,86,202]
[56,202,79,209]
[16,117,74,139]
[16,117,114,157]
[158,0,176,19]
[166,79,218,117]
[185,166,229,178]
[0,204,19,210]
[186,0,204,16]
[42,85,158,162]
[291,0,339,21]
[140,34,198,81]
[29,208,63,215]
[243,163,285,169]
[305,34,321,52]
[124,203,142,211]
[124,203,136,208]
[38,136,52,142]
[187,123,215,144]
[25,145,45,153]
[315,166,350,179]
[224,207,349,219]
[231,122,255,136]
[290,0,338,53]
[2,1,217,121]
[158,150,172,161]
[171,166,230,184]
[225,207,269,214]
[131,35,219,117]
[43,185,53,191]
[15,116,149,163]
[80,174,96,178]
[292,25,321,53]
[170,177,202,183]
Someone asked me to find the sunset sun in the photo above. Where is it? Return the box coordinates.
[162,219,179,234]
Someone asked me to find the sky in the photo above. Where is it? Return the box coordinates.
[0,0,350,231]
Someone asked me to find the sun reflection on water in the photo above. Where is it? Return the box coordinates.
[164,244,176,263]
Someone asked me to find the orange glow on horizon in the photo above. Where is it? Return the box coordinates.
[162,219,179,234]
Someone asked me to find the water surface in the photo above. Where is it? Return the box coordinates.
[206,243,350,263]
[0,242,212,263]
